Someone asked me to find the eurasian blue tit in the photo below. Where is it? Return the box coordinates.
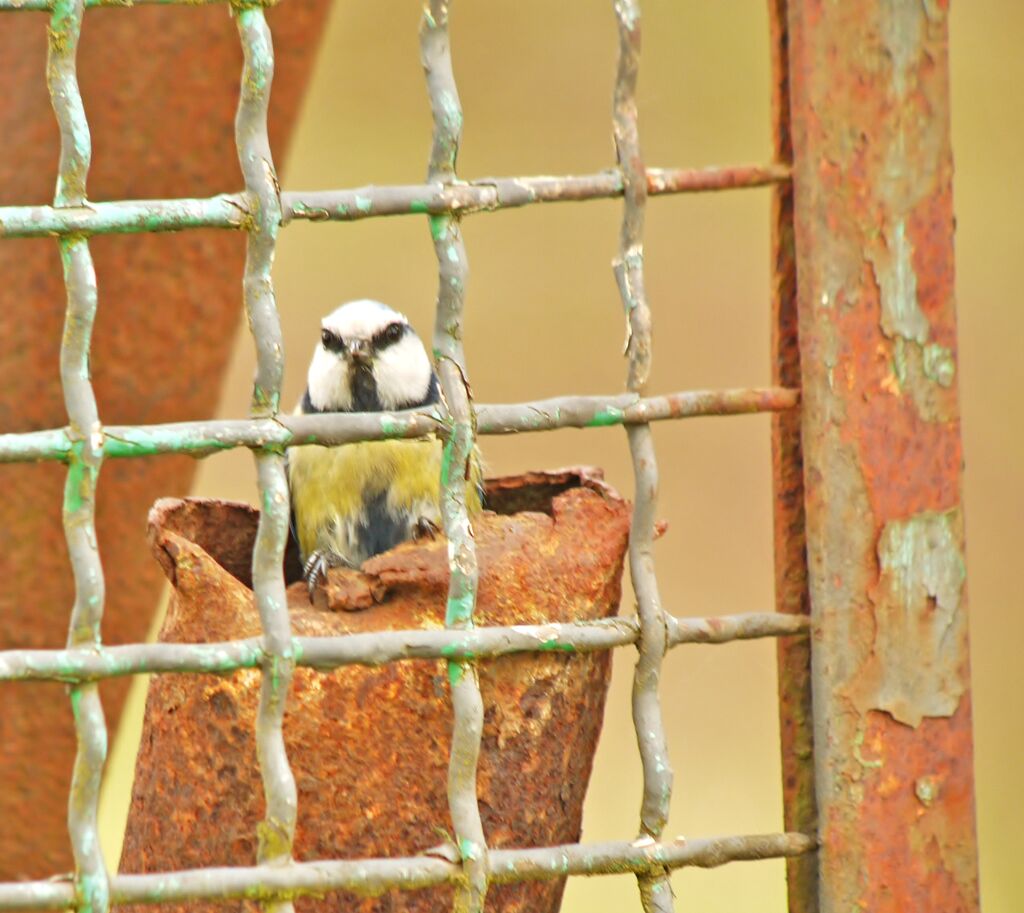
[287,299,483,597]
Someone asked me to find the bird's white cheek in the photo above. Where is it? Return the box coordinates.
[307,348,353,411]
[375,340,432,409]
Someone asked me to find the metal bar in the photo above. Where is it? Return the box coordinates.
[0,832,815,911]
[282,164,790,222]
[0,0,271,9]
[787,1,979,910]
[768,1,819,911]
[0,385,799,464]
[0,195,247,237]
[610,3,674,912]
[234,9,298,912]
[0,164,789,238]
[0,613,810,683]
[48,0,110,910]
[420,2,489,909]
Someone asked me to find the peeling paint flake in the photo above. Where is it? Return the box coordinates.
[857,508,968,727]
[876,220,929,345]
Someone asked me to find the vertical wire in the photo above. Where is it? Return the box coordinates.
[420,2,488,911]
[234,6,296,911]
[47,0,110,911]
[611,2,675,912]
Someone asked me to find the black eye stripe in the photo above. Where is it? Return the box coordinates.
[320,329,346,353]
[372,322,407,350]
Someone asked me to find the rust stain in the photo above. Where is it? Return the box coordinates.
[787,0,978,909]
[121,469,629,913]
[769,1,819,910]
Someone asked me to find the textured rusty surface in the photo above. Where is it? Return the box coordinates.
[0,0,331,883]
[768,2,818,912]
[787,1,979,911]
[120,470,628,913]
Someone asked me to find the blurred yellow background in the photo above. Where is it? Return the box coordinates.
[97,2,1023,910]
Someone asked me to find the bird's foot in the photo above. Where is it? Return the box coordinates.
[413,517,441,541]
[303,550,335,602]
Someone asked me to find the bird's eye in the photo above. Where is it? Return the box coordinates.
[384,323,404,343]
[321,329,344,352]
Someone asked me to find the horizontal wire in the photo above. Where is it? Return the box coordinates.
[0,164,790,238]
[0,832,815,910]
[0,612,810,683]
[0,0,268,10]
[0,386,799,463]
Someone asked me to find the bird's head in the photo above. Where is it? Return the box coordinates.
[305,299,435,413]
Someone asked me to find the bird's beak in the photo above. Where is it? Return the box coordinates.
[348,339,371,365]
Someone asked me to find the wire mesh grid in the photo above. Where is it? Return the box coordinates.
[0,1,816,911]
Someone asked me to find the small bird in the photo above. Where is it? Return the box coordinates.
[287,299,483,597]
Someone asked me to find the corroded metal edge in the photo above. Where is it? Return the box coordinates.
[768,1,819,911]
[787,1,979,910]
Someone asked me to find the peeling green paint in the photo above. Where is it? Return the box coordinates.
[441,643,475,661]
[102,433,234,459]
[853,726,883,769]
[409,199,429,214]
[378,415,407,439]
[69,684,83,721]
[923,342,955,387]
[587,406,625,427]
[447,660,465,686]
[445,591,475,627]
[63,440,98,515]
[540,639,575,652]
[428,214,448,242]
[354,194,372,214]
[878,220,929,345]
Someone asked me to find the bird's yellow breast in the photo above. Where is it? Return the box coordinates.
[287,438,482,563]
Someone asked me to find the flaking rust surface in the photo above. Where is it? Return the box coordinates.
[787,0,978,910]
[768,4,818,911]
[120,469,629,913]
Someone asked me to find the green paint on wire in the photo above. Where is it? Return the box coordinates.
[428,214,448,241]
[540,639,576,653]
[587,406,625,427]
[441,643,476,661]
[445,591,475,627]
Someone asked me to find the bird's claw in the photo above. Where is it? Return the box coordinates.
[303,551,330,602]
[413,517,441,540]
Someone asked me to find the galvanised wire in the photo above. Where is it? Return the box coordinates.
[0,833,815,911]
[233,6,299,910]
[0,386,800,463]
[0,0,820,907]
[0,613,811,684]
[610,2,675,911]
[0,164,789,238]
[421,1,489,909]
[48,0,110,911]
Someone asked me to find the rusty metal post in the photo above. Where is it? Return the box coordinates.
[768,2,818,913]
[786,2,980,911]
